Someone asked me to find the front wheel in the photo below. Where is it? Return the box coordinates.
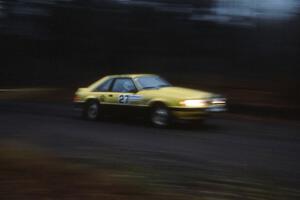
[83,101,100,120]
[151,105,171,128]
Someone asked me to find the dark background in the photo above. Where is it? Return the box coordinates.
[0,0,299,110]
[1,2,300,199]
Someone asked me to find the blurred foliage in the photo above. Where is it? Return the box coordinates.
[0,0,299,94]
[1,141,300,200]
[0,141,153,200]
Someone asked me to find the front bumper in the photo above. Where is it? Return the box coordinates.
[171,105,226,120]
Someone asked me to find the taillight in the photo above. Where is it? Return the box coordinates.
[73,94,80,102]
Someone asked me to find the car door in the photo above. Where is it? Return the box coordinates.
[110,78,143,115]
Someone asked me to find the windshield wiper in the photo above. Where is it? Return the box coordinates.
[157,84,171,88]
[142,85,171,90]
[142,86,157,90]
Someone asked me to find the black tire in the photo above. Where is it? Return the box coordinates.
[83,100,100,120]
[150,104,171,128]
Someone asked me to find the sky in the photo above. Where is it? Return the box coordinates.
[189,0,300,26]
[213,0,300,20]
[116,0,300,26]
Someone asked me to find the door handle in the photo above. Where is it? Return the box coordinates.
[108,94,113,97]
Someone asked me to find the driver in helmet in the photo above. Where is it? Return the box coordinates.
[123,80,135,92]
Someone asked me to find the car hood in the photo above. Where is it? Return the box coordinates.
[151,87,215,99]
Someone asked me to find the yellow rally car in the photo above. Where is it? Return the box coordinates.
[74,74,226,127]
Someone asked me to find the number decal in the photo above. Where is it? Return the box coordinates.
[119,95,143,104]
[119,95,124,103]
[119,95,129,104]
[124,95,129,104]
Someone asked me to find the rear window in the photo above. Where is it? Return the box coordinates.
[95,78,113,92]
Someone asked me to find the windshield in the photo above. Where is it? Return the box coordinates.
[136,76,172,89]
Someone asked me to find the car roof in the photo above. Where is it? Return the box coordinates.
[88,74,158,90]
[106,74,157,79]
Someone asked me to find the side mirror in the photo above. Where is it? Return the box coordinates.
[128,89,138,93]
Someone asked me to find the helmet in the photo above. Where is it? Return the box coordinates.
[123,81,134,92]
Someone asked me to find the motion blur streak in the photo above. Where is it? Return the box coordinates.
[1,0,300,199]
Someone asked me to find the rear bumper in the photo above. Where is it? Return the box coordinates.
[74,102,84,111]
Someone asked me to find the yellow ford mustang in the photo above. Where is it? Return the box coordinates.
[74,74,226,127]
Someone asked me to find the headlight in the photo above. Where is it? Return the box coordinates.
[212,98,226,104]
[180,100,208,108]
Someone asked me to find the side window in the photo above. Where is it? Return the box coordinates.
[95,78,113,92]
[112,79,136,93]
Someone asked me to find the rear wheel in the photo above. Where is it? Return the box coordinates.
[83,100,100,120]
[151,105,171,128]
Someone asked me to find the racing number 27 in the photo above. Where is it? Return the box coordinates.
[119,95,129,104]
